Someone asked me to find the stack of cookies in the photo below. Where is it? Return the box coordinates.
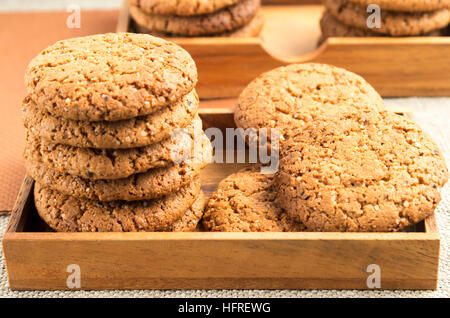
[208,63,449,232]
[129,0,264,38]
[320,0,450,43]
[22,33,212,232]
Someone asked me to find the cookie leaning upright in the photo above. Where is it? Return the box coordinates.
[24,33,197,121]
[22,33,211,232]
[203,166,306,232]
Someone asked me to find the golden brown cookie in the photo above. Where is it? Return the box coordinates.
[164,191,206,231]
[34,178,202,232]
[25,134,211,201]
[320,11,381,39]
[24,117,207,180]
[347,0,450,12]
[25,33,197,121]
[203,166,306,232]
[22,91,199,149]
[135,9,264,38]
[235,63,384,142]
[324,0,450,36]
[129,0,241,16]
[319,10,444,43]
[129,0,260,36]
[276,106,449,232]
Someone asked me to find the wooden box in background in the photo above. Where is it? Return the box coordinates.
[118,0,450,98]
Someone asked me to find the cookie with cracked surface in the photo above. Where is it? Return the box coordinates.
[235,63,384,142]
[129,0,240,16]
[25,116,206,180]
[318,11,444,44]
[202,166,306,232]
[129,0,260,36]
[135,9,264,38]
[164,191,206,232]
[23,91,199,149]
[276,107,449,232]
[347,0,450,12]
[34,178,202,232]
[25,133,212,201]
[25,33,197,121]
[324,0,450,36]
[223,9,264,37]
[320,11,381,39]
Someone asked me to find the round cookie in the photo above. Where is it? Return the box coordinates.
[319,10,444,44]
[324,0,450,36]
[25,133,211,201]
[235,63,384,141]
[164,191,206,232]
[347,0,450,13]
[25,33,197,121]
[129,0,260,36]
[34,178,202,232]
[135,10,264,38]
[25,117,206,180]
[202,166,306,232]
[22,90,199,149]
[276,106,449,232]
[320,11,381,40]
[129,0,240,16]
[222,10,264,38]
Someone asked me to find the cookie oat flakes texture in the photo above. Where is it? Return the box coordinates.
[25,133,212,201]
[25,33,197,121]
[25,117,205,180]
[130,0,260,36]
[134,9,264,38]
[276,105,449,232]
[23,32,211,232]
[34,178,202,232]
[22,90,199,149]
[203,166,306,232]
[235,63,384,141]
[129,0,241,16]
[323,0,450,36]
[130,0,263,37]
[347,0,450,12]
[319,10,443,43]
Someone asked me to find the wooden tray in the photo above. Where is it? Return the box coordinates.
[2,108,440,291]
[117,0,450,98]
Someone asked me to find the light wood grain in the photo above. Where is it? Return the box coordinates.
[119,3,450,98]
[5,176,34,233]
[2,231,439,290]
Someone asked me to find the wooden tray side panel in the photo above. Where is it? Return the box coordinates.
[2,233,439,290]
[188,38,450,98]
